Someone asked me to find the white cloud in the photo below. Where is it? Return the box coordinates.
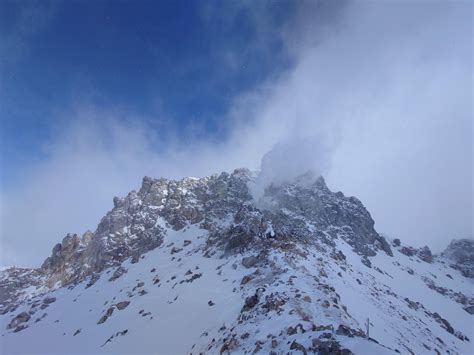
[1,1,472,266]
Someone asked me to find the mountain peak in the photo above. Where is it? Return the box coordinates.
[1,169,472,354]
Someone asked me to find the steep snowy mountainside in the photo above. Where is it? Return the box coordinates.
[1,169,473,354]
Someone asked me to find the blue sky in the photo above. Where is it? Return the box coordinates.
[0,0,299,186]
[0,1,471,266]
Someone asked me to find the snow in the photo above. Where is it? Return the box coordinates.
[331,238,473,354]
[1,216,472,354]
[265,221,275,237]
[0,223,247,354]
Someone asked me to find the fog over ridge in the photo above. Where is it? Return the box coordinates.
[1,1,471,266]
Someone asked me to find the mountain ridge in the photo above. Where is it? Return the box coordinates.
[1,169,473,354]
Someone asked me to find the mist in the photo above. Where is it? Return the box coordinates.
[1,1,472,266]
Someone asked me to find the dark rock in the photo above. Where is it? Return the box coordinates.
[332,250,346,261]
[336,324,354,337]
[253,341,263,353]
[109,266,127,282]
[432,312,454,334]
[442,239,474,278]
[311,338,353,355]
[224,227,254,254]
[220,336,238,354]
[261,293,286,313]
[361,257,372,268]
[287,324,305,335]
[97,315,108,324]
[170,247,183,255]
[404,298,420,310]
[13,325,27,332]
[182,273,202,284]
[116,301,130,310]
[8,312,30,329]
[241,256,258,268]
[242,294,259,312]
[418,246,433,263]
[463,306,474,314]
[400,247,416,257]
[106,307,114,317]
[42,297,56,304]
[290,340,307,354]
[85,273,100,288]
[376,236,393,257]
[241,275,252,285]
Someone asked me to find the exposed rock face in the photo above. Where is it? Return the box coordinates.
[400,246,416,257]
[32,170,390,288]
[0,169,472,354]
[40,232,94,287]
[441,239,474,278]
[1,170,394,314]
[0,268,44,314]
[259,175,392,257]
[418,246,433,263]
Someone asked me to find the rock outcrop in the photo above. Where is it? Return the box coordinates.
[3,169,392,302]
[0,169,472,355]
[441,239,474,278]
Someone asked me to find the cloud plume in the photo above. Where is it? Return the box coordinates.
[1,1,472,266]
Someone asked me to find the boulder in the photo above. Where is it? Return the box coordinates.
[463,306,474,314]
[8,312,30,329]
[241,256,258,268]
[336,324,353,337]
[418,246,433,263]
[242,294,259,312]
[290,341,307,354]
[400,247,416,257]
[116,301,130,310]
[109,266,127,282]
[43,297,56,304]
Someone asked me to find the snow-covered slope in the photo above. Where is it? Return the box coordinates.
[1,169,472,354]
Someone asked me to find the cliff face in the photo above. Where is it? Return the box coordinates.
[441,239,474,278]
[0,169,472,354]
[15,169,391,294]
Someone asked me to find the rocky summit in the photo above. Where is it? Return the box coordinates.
[0,169,473,354]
